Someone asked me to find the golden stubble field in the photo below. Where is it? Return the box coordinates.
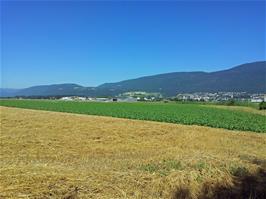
[0,106,266,199]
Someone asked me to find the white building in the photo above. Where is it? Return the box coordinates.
[251,98,263,103]
[60,97,73,101]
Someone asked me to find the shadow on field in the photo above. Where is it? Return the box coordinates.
[172,168,266,199]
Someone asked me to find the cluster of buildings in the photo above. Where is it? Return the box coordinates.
[250,94,266,103]
[59,91,162,102]
[59,92,265,103]
[175,92,266,102]
[60,96,139,102]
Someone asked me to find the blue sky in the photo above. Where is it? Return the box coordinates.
[1,1,265,88]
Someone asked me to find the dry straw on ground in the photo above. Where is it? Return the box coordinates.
[0,106,266,199]
[205,104,266,116]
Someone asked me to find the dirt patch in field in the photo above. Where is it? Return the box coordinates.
[205,104,266,116]
[1,106,266,199]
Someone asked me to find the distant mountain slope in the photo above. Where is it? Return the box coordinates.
[1,61,265,97]
[15,83,87,96]
[0,83,119,97]
[0,88,21,97]
[99,61,266,95]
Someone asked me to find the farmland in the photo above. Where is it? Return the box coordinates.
[1,106,266,199]
[0,99,266,132]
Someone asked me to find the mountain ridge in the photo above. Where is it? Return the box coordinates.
[1,61,265,97]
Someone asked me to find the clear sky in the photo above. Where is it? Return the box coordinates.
[1,0,265,88]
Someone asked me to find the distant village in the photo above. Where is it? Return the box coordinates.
[175,92,266,103]
[58,91,266,103]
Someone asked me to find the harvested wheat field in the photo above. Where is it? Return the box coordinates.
[0,106,266,199]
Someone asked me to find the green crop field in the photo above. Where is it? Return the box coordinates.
[0,99,265,133]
